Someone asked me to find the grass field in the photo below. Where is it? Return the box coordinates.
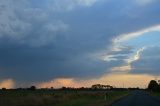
[152,91,160,97]
[0,90,129,106]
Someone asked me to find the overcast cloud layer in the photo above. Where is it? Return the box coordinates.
[0,0,160,86]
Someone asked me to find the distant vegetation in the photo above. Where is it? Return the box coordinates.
[91,84,113,90]
[0,90,129,106]
[0,80,158,106]
[0,84,132,106]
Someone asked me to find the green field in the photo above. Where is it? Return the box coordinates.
[0,90,129,106]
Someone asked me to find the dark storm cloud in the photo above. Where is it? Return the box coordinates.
[0,0,160,83]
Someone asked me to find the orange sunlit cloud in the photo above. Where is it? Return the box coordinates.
[0,79,15,89]
[37,74,158,89]
[37,78,93,88]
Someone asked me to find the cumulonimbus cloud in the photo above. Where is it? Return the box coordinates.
[0,0,160,87]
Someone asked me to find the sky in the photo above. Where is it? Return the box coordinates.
[0,0,160,89]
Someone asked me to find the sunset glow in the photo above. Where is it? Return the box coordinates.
[0,0,160,89]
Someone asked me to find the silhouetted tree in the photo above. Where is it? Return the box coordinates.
[29,86,36,90]
[148,80,159,91]
[2,88,6,91]
[61,87,67,90]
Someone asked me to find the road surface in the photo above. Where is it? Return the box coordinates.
[110,91,160,106]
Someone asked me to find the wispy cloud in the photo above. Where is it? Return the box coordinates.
[51,0,101,11]
[110,47,146,73]
[102,25,160,73]
[131,46,160,74]
[127,47,146,64]
[113,25,160,44]
[111,65,132,72]
[135,0,157,6]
